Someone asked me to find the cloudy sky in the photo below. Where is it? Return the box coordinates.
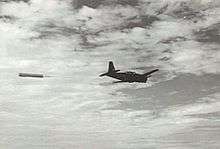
[0,0,220,149]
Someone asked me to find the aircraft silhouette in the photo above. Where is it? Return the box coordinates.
[100,61,159,83]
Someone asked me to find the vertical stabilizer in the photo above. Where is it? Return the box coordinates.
[100,61,119,77]
[108,61,115,72]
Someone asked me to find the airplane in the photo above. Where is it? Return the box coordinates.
[99,61,159,83]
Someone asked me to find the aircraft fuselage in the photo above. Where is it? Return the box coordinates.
[106,71,148,83]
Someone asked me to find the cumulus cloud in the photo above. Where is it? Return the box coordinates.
[0,1,219,149]
[0,0,219,78]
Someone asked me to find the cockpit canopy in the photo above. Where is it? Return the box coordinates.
[125,71,137,75]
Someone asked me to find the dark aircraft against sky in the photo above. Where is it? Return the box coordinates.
[100,61,159,83]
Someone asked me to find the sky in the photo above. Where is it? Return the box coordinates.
[0,0,220,149]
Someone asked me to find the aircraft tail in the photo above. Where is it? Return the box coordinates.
[100,61,120,77]
[144,69,159,77]
[108,61,115,72]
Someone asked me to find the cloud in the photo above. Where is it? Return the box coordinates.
[0,0,219,78]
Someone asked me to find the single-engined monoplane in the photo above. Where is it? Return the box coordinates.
[100,61,159,83]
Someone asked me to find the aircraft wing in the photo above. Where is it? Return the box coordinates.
[143,69,159,76]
